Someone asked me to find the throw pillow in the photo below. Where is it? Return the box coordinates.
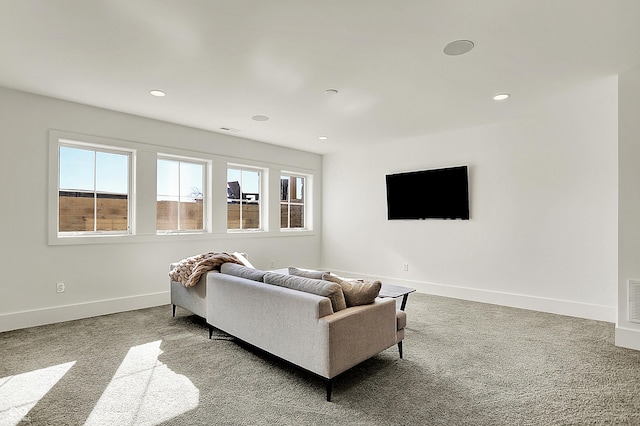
[263,273,347,312]
[288,266,329,280]
[220,263,266,282]
[322,273,381,307]
[233,252,255,268]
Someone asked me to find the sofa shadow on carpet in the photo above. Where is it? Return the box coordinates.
[156,317,469,426]
[164,309,420,403]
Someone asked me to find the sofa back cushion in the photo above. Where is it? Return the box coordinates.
[263,273,347,312]
[288,266,330,280]
[322,273,381,307]
[221,263,266,282]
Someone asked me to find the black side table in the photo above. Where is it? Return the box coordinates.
[379,284,416,311]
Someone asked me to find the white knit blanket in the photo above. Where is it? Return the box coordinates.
[169,252,242,287]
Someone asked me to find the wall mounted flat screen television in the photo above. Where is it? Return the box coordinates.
[386,165,469,220]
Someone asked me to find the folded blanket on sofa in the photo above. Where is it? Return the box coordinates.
[169,252,242,287]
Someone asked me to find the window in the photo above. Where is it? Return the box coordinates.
[50,131,316,244]
[58,143,131,235]
[280,174,306,229]
[227,166,262,231]
[157,157,206,232]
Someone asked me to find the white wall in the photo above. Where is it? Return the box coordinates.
[0,74,625,333]
[617,66,640,350]
[322,76,618,322]
[0,87,322,332]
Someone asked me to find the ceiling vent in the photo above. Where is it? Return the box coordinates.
[630,280,640,323]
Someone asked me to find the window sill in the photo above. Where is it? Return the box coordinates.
[226,229,265,234]
[156,231,207,236]
[48,229,316,246]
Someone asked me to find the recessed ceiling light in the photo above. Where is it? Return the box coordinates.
[252,115,269,121]
[443,40,475,56]
[149,90,166,97]
[493,93,511,101]
[318,136,328,140]
[324,89,339,95]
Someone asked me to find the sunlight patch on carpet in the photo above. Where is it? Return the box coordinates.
[84,340,199,426]
[0,361,76,426]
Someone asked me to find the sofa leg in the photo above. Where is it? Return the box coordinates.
[398,341,403,359]
[325,379,333,402]
[208,325,213,339]
[172,304,176,317]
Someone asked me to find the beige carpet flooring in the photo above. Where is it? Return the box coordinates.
[1,293,640,425]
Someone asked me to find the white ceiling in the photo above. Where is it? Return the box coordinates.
[1,1,639,154]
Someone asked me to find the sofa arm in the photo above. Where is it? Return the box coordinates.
[170,265,209,319]
[320,298,398,378]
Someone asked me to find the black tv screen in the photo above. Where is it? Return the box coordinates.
[386,166,469,220]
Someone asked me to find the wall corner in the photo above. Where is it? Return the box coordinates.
[615,326,640,351]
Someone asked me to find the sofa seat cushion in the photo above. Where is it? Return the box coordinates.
[322,274,381,307]
[263,272,347,312]
[221,263,266,282]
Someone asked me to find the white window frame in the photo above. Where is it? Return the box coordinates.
[280,172,310,231]
[48,130,316,245]
[156,154,209,234]
[55,138,134,238]
[226,164,266,232]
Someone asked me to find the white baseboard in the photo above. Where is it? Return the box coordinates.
[327,269,616,323]
[0,291,170,333]
[615,327,640,351]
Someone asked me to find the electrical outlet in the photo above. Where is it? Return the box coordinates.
[56,282,65,293]
[403,263,409,272]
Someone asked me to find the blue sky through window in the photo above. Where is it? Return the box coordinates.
[227,168,259,195]
[157,159,203,201]
[59,146,128,193]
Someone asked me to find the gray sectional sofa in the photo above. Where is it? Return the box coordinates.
[170,261,406,401]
